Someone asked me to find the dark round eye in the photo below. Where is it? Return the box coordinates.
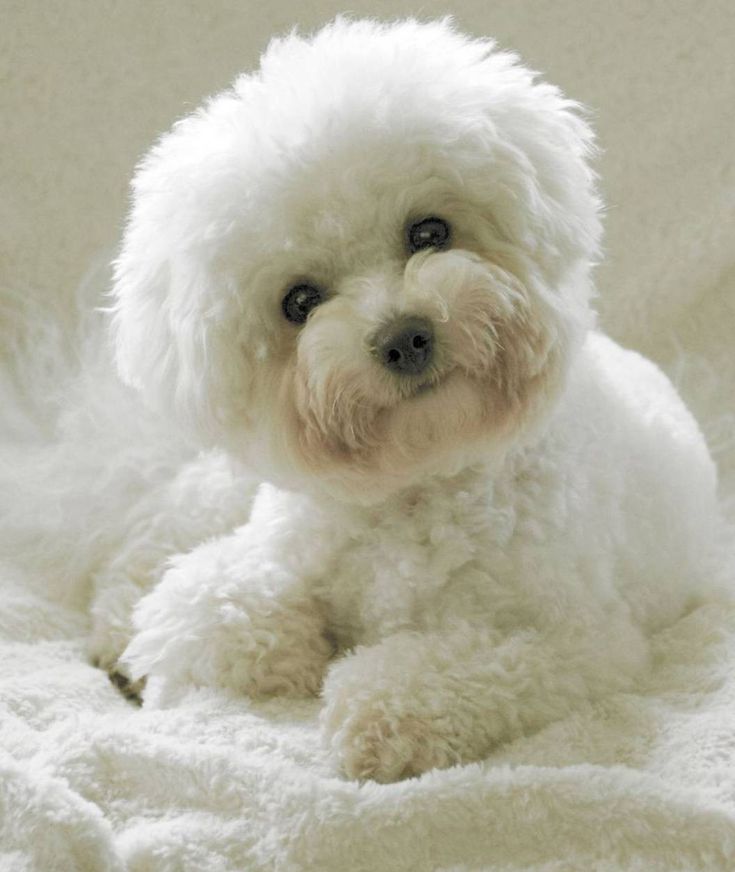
[407,217,451,253]
[282,283,324,324]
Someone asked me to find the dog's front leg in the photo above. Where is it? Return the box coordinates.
[121,485,341,704]
[89,451,257,695]
[321,615,649,782]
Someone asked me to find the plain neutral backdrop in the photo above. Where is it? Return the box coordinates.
[2,1,734,469]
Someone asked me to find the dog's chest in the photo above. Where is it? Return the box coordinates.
[315,472,517,647]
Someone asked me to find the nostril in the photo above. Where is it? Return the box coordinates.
[373,317,435,376]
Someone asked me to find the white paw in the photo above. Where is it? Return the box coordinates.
[321,698,459,783]
[122,551,334,699]
[321,652,463,782]
[88,535,175,681]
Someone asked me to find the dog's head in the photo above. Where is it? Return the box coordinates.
[112,18,601,502]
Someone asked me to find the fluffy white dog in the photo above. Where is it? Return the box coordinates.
[93,18,719,783]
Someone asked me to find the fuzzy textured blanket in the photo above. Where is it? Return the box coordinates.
[2,3,734,870]
[3,570,735,871]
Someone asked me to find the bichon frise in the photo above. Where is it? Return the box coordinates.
[94,18,719,782]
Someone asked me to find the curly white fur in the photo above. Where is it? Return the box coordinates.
[96,17,721,782]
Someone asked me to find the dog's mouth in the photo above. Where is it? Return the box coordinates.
[396,366,452,402]
[410,379,436,397]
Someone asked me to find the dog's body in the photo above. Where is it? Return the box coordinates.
[109,333,716,781]
[90,18,720,782]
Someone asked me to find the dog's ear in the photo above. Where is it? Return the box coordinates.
[112,237,216,430]
[111,106,253,439]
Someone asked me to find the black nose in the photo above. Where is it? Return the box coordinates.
[373,316,434,375]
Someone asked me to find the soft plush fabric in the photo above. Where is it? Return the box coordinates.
[3,571,735,870]
[1,3,734,870]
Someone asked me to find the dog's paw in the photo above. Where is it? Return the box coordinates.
[320,651,463,782]
[193,604,335,699]
[321,694,461,783]
[321,700,459,782]
[123,558,335,700]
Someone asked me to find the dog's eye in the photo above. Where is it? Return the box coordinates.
[282,283,324,324]
[407,217,451,253]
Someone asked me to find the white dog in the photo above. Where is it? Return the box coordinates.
[93,18,719,783]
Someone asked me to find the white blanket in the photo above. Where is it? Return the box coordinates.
[2,2,735,870]
[2,568,735,871]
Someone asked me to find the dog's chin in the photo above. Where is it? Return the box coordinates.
[274,366,548,506]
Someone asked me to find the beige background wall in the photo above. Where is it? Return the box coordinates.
[2,1,734,358]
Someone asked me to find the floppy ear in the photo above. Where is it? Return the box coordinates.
[112,237,214,428]
[110,84,265,440]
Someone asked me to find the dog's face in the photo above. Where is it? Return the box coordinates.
[113,18,601,502]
